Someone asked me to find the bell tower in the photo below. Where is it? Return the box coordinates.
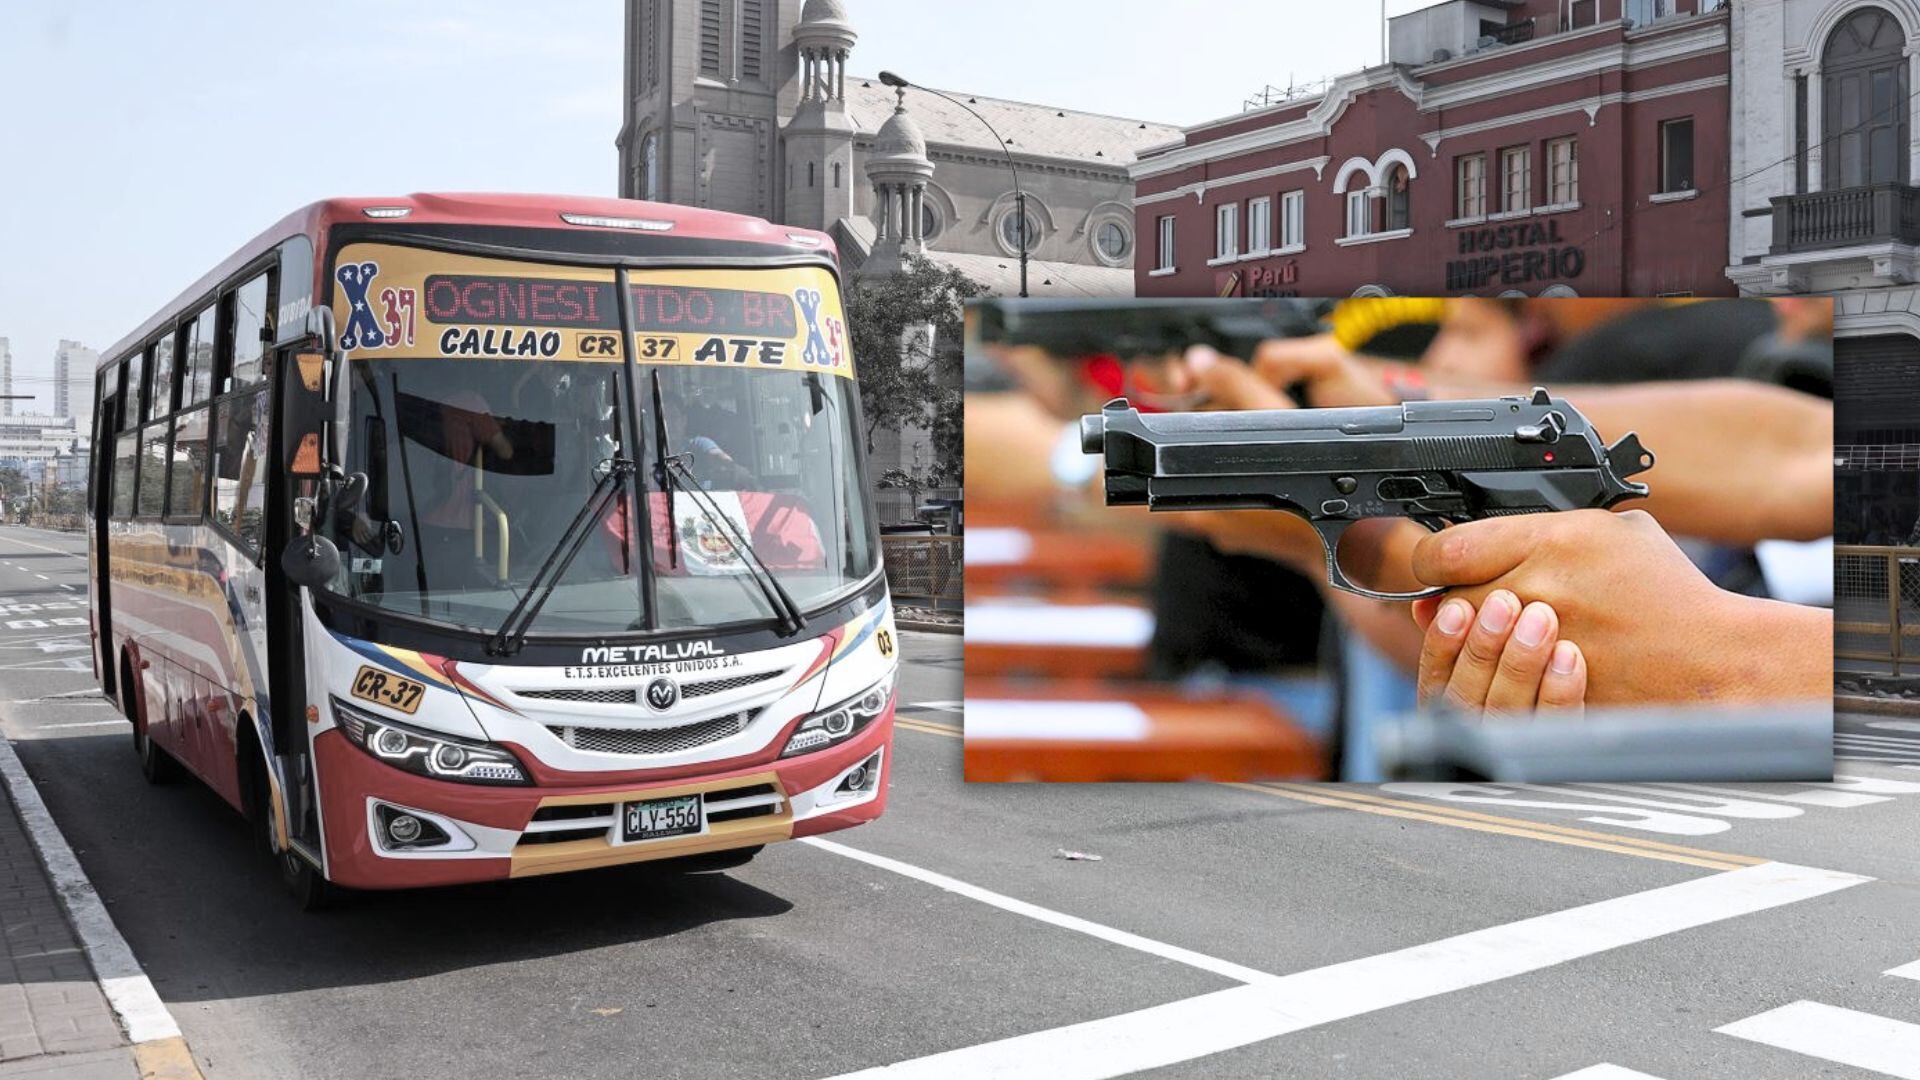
[780,0,858,231]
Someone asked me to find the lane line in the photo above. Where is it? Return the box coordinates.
[801,837,1280,987]
[1717,1001,1920,1079]
[1886,958,1920,981]
[896,718,960,738]
[0,730,183,1043]
[826,862,1868,1080]
[902,700,962,713]
[1549,1067,1671,1080]
[1239,784,1760,871]
[0,532,86,560]
[30,719,129,730]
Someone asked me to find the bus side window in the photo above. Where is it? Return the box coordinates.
[227,273,271,393]
[166,408,210,521]
[123,350,146,431]
[111,433,139,520]
[135,425,167,519]
[212,388,270,553]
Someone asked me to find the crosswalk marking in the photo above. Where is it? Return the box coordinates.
[1550,1066,1669,1080]
[1717,1001,1920,1079]
[823,862,1868,1080]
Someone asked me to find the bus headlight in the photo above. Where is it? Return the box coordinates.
[332,699,529,785]
[781,671,895,758]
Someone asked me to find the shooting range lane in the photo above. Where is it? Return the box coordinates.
[4,526,1919,1078]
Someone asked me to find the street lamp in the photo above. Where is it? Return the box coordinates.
[878,70,1029,298]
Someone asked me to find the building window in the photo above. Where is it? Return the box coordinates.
[1456,154,1486,218]
[1346,190,1370,237]
[1215,202,1238,259]
[1624,0,1669,26]
[1547,136,1578,205]
[698,0,723,76]
[1823,6,1909,188]
[1500,145,1532,213]
[999,209,1039,254]
[1247,196,1271,255]
[832,162,841,188]
[1385,164,1410,231]
[1095,220,1130,262]
[1155,214,1175,270]
[1280,190,1304,249]
[807,161,815,187]
[740,0,764,80]
[1794,73,1809,194]
[639,133,659,201]
[1568,0,1596,29]
[1658,117,1694,193]
[923,202,944,241]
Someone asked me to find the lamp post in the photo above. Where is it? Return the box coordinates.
[878,70,1028,298]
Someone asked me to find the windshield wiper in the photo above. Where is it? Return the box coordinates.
[651,369,806,638]
[485,456,635,656]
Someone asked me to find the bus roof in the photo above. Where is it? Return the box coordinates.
[102,193,840,366]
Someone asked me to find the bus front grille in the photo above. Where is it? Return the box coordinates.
[517,688,639,705]
[681,669,785,698]
[547,710,756,756]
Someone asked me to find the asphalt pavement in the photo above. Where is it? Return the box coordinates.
[0,524,1916,1079]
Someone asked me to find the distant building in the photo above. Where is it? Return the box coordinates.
[1729,0,1920,541]
[615,0,1178,294]
[53,339,97,421]
[0,413,84,472]
[0,337,11,417]
[1131,0,1733,299]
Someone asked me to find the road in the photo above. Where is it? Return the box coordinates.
[1,523,1917,1079]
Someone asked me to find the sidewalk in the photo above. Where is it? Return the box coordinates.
[0,737,199,1080]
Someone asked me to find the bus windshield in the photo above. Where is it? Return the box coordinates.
[320,243,877,637]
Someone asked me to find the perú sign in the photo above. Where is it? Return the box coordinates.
[1444,219,1585,292]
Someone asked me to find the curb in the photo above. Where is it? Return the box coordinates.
[0,733,204,1079]
[1835,693,1920,717]
[895,618,960,634]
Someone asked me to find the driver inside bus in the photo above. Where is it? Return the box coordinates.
[662,389,752,490]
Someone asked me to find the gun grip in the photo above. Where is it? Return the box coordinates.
[1311,517,1448,602]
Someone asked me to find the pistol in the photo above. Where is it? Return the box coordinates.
[1079,388,1655,601]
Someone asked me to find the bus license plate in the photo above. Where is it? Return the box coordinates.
[622,795,704,842]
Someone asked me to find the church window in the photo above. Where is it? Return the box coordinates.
[699,0,723,77]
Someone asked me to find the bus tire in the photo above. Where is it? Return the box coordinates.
[125,653,180,786]
[240,739,337,912]
[278,847,336,912]
[666,845,763,873]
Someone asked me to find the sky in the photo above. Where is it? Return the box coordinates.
[0,1,1427,411]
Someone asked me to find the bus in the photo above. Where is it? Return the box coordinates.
[86,193,898,907]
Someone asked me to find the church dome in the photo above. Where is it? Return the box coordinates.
[872,105,928,162]
[799,0,851,23]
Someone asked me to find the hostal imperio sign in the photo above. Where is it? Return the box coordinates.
[1445,219,1585,292]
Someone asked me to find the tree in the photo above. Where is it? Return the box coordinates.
[841,254,982,484]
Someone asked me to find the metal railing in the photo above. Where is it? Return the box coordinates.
[1771,183,1920,253]
[1835,443,1920,471]
[1836,544,1920,674]
[881,535,962,610]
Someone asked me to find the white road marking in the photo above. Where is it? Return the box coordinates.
[33,573,48,580]
[801,837,1280,986]
[1887,958,1920,981]
[964,700,1150,742]
[0,732,182,1043]
[0,533,85,559]
[821,862,1869,1080]
[1717,1001,1920,1078]
[1867,720,1920,733]
[1549,1067,1670,1080]
[903,700,962,713]
[31,719,127,730]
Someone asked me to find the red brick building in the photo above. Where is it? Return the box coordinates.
[1131,0,1734,299]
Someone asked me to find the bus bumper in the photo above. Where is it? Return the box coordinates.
[313,709,893,890]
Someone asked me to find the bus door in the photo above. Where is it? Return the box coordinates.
[90,383,118,696]
[265,343,320,853]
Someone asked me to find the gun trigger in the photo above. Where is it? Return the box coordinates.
[1312,518,1448,602]
[1606,431,1655,479]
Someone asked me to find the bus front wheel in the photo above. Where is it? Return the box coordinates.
[278,848,335,912]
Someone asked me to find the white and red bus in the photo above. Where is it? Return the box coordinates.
[86,193,898,906]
